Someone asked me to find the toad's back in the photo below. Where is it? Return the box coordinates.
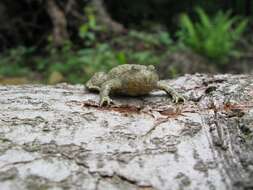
[107,64,159,96]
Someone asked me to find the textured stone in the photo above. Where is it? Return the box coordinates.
[0,74,252,190]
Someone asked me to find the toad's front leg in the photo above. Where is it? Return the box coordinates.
[100,79,122,106]
[156,81,185,103]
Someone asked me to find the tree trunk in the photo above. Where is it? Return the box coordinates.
[91,0,125,33]
[0,74,252,190]
[46,0,69,48]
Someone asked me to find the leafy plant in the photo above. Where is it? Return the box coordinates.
[158,32,173,46]
[0,27,173,84]
[46,42,163,83]
[128,51,161,65]
[177,7,248,62]
[129,30,172,48]
[0,46,34,76]
[79,6,104,46]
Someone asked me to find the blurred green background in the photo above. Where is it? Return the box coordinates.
[0,0,252,84]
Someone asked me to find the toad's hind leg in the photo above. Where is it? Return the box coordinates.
[100,79,122,106]
[156,81,185,103]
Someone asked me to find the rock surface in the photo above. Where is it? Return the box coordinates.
[0,74,252,190]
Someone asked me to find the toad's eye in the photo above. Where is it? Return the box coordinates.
[147,65,155,71]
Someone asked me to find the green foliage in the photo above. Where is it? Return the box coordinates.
[129,30,172,48]
[177,8,248,62]
[0,46,34,76]
[0,26,170,84]
[116,52,127,64]
[43,42,163,83]
[40,43,120,83]
[158,32,173,46]
[1,1,252,85]
[79,6,104,46]
[128,51,161,65]
[77,44,120,80]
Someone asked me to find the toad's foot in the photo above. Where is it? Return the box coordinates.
[171,94,185,104]
[156,81,185,104]
[100,96,113,106]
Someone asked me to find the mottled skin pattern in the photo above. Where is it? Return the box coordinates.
[86,64,185,106]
